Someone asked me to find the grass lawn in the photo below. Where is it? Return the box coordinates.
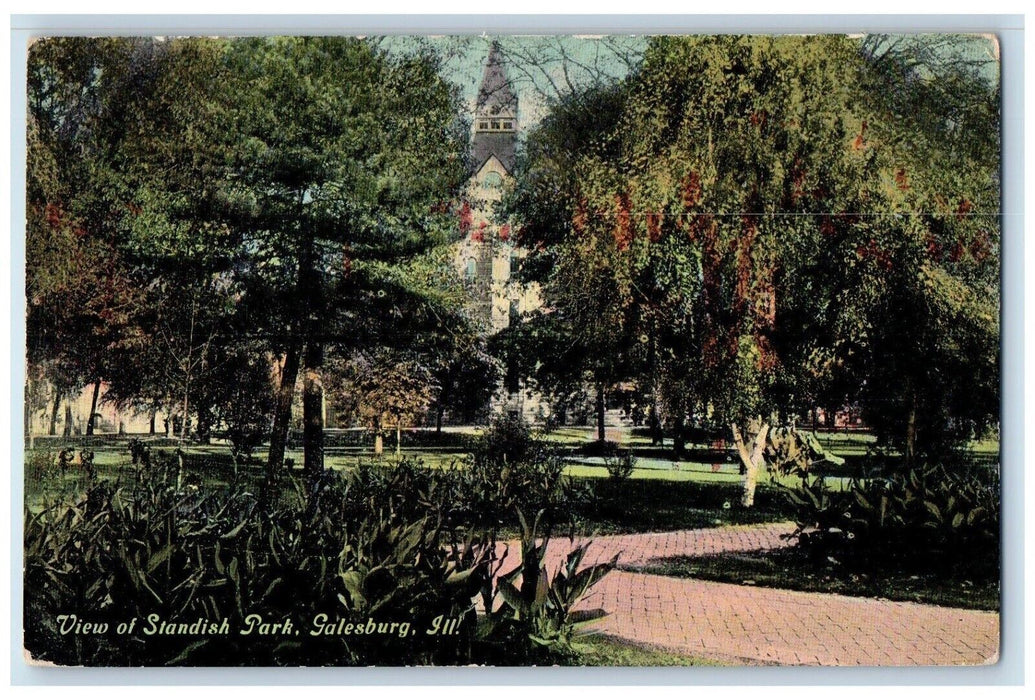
[570,476,794,535]
[624,548,999,611]
[573,634,725,666]
[23,431,995,536]
[24,442,800,535]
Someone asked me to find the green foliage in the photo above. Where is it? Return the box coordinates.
[25,450,54,491]
[781,465,999,578]
[480,508,616,663]
[24,454,612,666]
[326,349,437,437]
[596,442,636,481]
[506,33,999,464]
[462,414,591,529]
[765,426,843,477]
[26,36,475,475]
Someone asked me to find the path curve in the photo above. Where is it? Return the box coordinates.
[497,523,999,666]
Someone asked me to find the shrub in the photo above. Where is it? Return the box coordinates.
[602,446,636,482]
[781,464,999,578]
[23,456,610,667]
[463,415,592,532]
[25,450,53,491]
[477,413,537,465]
[480,509,616,664]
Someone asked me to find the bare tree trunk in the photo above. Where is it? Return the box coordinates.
[63,403,73,437]
[436,406,444,434]
[595,381,606,442]
[48,390,61,436]
[395,419,402,456]
[149,408,156,435]
[85,380,101,436]
[302,343,324,474]
[733,419,770,508]
[267,345,301,477]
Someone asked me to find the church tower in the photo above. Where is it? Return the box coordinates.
[456,42,547,422]
[471,41,518,176]
[458,41,522,333]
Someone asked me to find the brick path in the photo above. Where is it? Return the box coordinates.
[497,523,999,666]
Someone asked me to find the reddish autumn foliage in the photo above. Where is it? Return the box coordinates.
[341,245,352,277]
[734,215,758,315]
[572,197,589,234]
[498,223,510,241]
[44,202,64,228]
[790,159,807,204]
[754,333,778,372]
[852,120,868,150]
[646,212,662,243]
[459,201,472,235]
[925,233,943,260]
[948,240,964,263]
[701,332,722,368]
[856,238,893,270]
[895,168,910,191]
[970,229,992,262]
[471,221,487,243]
[956,198,973,221]
[681,171,703,209]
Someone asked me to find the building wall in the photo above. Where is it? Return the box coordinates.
[26,381,170,437]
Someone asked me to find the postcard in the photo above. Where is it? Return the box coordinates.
[22,32,1000,667]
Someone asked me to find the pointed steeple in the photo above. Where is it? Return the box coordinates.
[476,41,518,119]
[471,41,518,174]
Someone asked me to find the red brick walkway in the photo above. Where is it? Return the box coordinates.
[498,523,999,666]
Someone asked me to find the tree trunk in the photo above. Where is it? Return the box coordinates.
[733,420,770,508]
[595,381,606,443]
[436,406,444,435]
[85,380,101,436]
[905,390,918,467]
[196,404,213,445]
[267,344,302,477]
[302,343,325,474]
[48,390,61,436]
[63,404,73,437]
[395,420,402,456]
[648,402,662,446]
[672,412,686,459]
[149,409,156,435]
[374,432,384,457]
[24,380,33,446]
